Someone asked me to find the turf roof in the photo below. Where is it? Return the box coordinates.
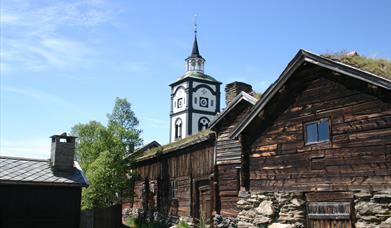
[134,129,213,162]
[322,52,391,80]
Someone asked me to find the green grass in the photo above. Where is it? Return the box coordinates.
[134,129,212,161]
[322,52,391,79]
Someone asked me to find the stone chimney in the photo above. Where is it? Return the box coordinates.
[225,81,253,105]
[50,133,77,172]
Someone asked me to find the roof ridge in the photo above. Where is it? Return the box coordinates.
[0,156,49,162]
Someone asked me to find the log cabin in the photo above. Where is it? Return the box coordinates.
[231,49,391,228]
[128,90,258,225]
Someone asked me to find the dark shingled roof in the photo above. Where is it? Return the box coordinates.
[189,35,203,59]
[0,156,88,187]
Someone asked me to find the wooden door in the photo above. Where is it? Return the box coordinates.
[307,202,352,228]
[199,185,211,220]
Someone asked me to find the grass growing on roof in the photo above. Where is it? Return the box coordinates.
[322,52,391,79]
[135,129,212,160]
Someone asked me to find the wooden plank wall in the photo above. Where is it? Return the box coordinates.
[248,71,391,192]
[214,100,254,216]
[216,102,252,164]
[217,163,240,217]
[133,141,214,218]
[132,180,144,209]
[172,177,192,217]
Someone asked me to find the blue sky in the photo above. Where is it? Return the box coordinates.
[1,0,390,158]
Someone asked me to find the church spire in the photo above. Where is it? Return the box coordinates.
[190,34,202,58]
[186,15,205,73]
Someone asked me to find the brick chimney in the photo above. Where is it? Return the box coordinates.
[225,81,253,105]
[50,133,77,172]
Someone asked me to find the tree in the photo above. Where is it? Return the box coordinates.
[71,97,142,209]
[107,97,142,155]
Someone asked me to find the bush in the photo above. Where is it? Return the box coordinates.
[124,217,169,228]
[176,220,189,228]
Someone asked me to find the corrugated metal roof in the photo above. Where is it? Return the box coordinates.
[0,156,88,187]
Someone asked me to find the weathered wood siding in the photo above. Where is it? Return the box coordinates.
[247,68,391,192]
[132,140,214,219]
[132,180,144,209]
[171,177,192,217]
[216,102,252,164]
[214,101,253,217]
[136,162,161,180]
[216,164,240,217]
[167,144,214,179]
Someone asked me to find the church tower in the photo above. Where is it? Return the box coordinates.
[169,25,221,142]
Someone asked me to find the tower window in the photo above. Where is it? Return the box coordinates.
[175,118,182,140]
[198,117,210,131]
[211,100,214,106]
[194,97,197,104]
[305,119,330,144]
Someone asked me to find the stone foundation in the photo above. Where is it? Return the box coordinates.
[214,214,238,228]
[236,191,305,228]
[354,191,391,228]
[236,190,391,228]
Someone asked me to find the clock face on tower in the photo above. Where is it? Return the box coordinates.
[177,98,183,108]
[199,97,209,108]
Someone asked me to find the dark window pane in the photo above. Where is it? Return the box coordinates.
[306,123,318,144]
[318,120,329,141]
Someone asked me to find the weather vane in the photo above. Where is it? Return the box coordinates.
[194,14,198,34]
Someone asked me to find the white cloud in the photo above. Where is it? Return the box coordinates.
[0,0,116,71]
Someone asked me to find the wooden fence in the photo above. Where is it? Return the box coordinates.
[80,204,122,228]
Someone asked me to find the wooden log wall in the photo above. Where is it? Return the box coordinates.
[216,164,240,217]
[214,100,253,217]
[171,177,192,217]
[216,102,253,164]
[247,68,391,192]
[132,141,214,218]
[132,180,144,209]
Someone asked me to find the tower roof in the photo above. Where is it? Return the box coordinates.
[186,34,204,60]
[190,34,203,59]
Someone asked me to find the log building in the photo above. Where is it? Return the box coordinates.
[127,39,391,227]
[231,50,391,228]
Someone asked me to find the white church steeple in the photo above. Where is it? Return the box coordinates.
[169,19,221,142]
[185,19,205,73]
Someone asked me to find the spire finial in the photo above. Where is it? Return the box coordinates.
[193,14,198,35]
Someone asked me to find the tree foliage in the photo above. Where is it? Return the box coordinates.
[72,97,142,209]
[107,97,142,154]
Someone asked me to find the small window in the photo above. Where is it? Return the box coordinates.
[175,118,182,140]
[170,180,177,199]
[194,97,197,104]
[211,100,214,106]
[305,119,330,144]
[198,117,210,131]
